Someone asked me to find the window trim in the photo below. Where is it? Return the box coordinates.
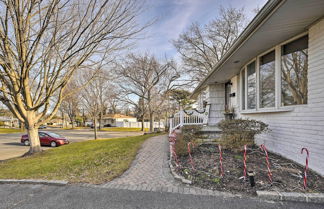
[258,47,276,110]
[239,32,308,113]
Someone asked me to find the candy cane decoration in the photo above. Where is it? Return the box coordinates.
[218,144,224,177]
[169,132,180,167]
[243,145,247,179]
[260,144,273,183]
[187,142,195,170]
[301,148,309,189]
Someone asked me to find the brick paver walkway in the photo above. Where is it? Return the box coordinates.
[100,135,234,197]
[103,135,179,189]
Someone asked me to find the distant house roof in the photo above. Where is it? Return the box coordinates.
[103,114,136,119]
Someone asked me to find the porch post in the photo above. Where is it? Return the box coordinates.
[206,83,225,126]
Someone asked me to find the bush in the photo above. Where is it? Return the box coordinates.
[174,132,188,157]
[218,119,269,151]
[181,125,202,142]
[174,125,202,156]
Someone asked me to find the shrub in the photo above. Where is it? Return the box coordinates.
[174,130,188,156]
[218,119,269,151]
[174,125,202,156]
[181,125,202,142]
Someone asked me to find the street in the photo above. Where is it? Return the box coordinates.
[0,184,323,209]
[0,128,143,160]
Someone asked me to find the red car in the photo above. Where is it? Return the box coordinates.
[21,131,69,147]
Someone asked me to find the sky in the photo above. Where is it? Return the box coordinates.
[135,0,268,60]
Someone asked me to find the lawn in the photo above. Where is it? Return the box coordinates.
[0,134,160,184]
[0,128,22,134]
[100,127,149,132]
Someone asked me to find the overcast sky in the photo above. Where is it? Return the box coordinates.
[134,0,268,59]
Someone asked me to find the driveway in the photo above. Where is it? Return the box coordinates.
[0,128,143,161]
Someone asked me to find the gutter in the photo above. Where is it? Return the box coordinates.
[190,0,285,98]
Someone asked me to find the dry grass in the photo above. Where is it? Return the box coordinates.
[0,134,160,184]
[100,127,149,132]
[0,128,22,134]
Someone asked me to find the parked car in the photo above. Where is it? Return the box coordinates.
[103,124,112,127]
[21,131,69,147]
[39,125,47,129]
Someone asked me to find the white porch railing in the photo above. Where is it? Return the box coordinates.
[169,105,210,135]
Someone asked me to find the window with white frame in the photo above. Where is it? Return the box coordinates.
[240,34,308,111]
[241,69,246,110]
[247,61,256,109]
[259,50,276,108]
[281,35,308,106]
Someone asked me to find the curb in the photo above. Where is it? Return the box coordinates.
[257,191,324,203]
[0,179,68,186]
[169,162,192,184]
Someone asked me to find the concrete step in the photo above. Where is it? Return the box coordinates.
[197,125,222,141]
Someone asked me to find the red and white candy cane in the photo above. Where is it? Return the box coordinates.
[301,148,310,189]
[260,144,273,183]
[218,144,224,177]
[243,145,247,179]
[169,132,180,167]
[187,142,195,170]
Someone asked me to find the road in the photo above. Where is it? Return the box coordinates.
[0,128,143,161]
[0,184,323,209]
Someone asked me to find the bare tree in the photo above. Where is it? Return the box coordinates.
[0,0,146,153]
[118,54,180,132]
[173,6,246,83]
[60,80,80,129]
[79,69,113,139]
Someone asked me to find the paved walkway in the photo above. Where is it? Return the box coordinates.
[102,135,179,189]
[101,135,233,197]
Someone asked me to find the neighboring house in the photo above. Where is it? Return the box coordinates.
[47,117,64,127]
[0,116,19,127]
[102,114,137,126]
[170,0,324,176]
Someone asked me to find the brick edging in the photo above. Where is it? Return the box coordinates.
[257,191,324,203]
[0,179,68,186]
[168,138,324,204]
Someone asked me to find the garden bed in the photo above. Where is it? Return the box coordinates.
[174,143,324,195]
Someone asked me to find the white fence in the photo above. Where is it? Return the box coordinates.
[169,106,210,134]
[116,121,165,129]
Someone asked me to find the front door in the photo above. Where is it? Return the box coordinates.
[225,81,232,111]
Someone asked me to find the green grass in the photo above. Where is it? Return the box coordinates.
[62,127,88,130]
[0,133,160,184]
[0,128,22,134]
[100,127,149,132]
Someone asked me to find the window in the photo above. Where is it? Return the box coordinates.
[241,70,246,110]
[259,51,275,108]
[281,35,308,106]
[247,61,256,109]
[239,34,308,112]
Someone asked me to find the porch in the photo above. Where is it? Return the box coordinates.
[169,83,231,136]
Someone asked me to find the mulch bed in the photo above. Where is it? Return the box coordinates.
[174,144,324,195]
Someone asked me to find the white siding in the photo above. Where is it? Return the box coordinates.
[233,19,324,176]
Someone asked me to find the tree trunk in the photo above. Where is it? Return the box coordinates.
[93,117,98,140]
[99,112,102,130]
[27,126,41,153]
[71,116,75,129]
[26,112,41,153]
[141,115,144,131]
[149,111,154,133]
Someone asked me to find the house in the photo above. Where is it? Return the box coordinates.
[102,114,137,127]
[0,116,19,128]
[170,0,324,176]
